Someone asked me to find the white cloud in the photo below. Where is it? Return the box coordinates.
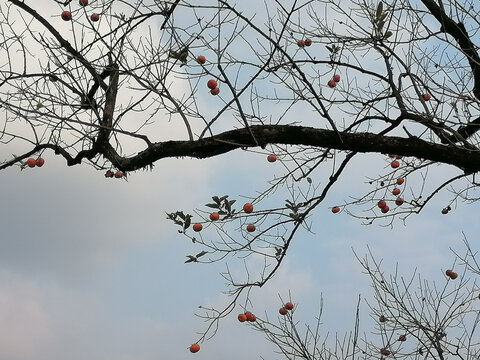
[0,270,54,359]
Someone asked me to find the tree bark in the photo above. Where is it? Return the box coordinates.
[111,125,480,173]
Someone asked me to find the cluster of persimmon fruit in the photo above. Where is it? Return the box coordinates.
[331,152,451,215]
[297,38,313,47]
[378,315,407,356]
[195,55,221,95]
[327,74,341,88]
[206,79,220,96]
[192,202,256,233]
[26,157,45,168]
[278,301,294,314]
[331,155,405,215]
[61,0,100,22]
[445,269,458,279]
[104,170,123,179]
[190,149,278,234]
[189,301,295,353]
[191,154,278,231]
[238,301,294,323]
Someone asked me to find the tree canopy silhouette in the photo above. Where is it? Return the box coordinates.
[1,0,480,348]
[2,0,479,173]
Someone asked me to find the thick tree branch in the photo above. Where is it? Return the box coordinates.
[444,115,480,144]
[108,125,480,173]
[421,0,480,99]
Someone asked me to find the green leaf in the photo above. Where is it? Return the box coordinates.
[377,20,385,30]
[376,2,383,20]
[275,247,283,257]
[185,255,197,263]
[184,216,191,230]
[326,45,333,53]
[289,213,300,220]
[307,177,312,184]
[196,250,208,258]
[385,31,393,38]
[36,102,44,109]
[219,195,229,201]
[166,212,183,226]
[169,47,188,63]
[205,203,220,209]
[212,196,220,204]
[228,200,236,206]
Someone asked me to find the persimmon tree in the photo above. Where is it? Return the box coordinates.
[240,241,480,359]
[1,0,480,350]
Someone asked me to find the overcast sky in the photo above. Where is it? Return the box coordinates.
[2,147,478,360]
[1,1,480,360]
